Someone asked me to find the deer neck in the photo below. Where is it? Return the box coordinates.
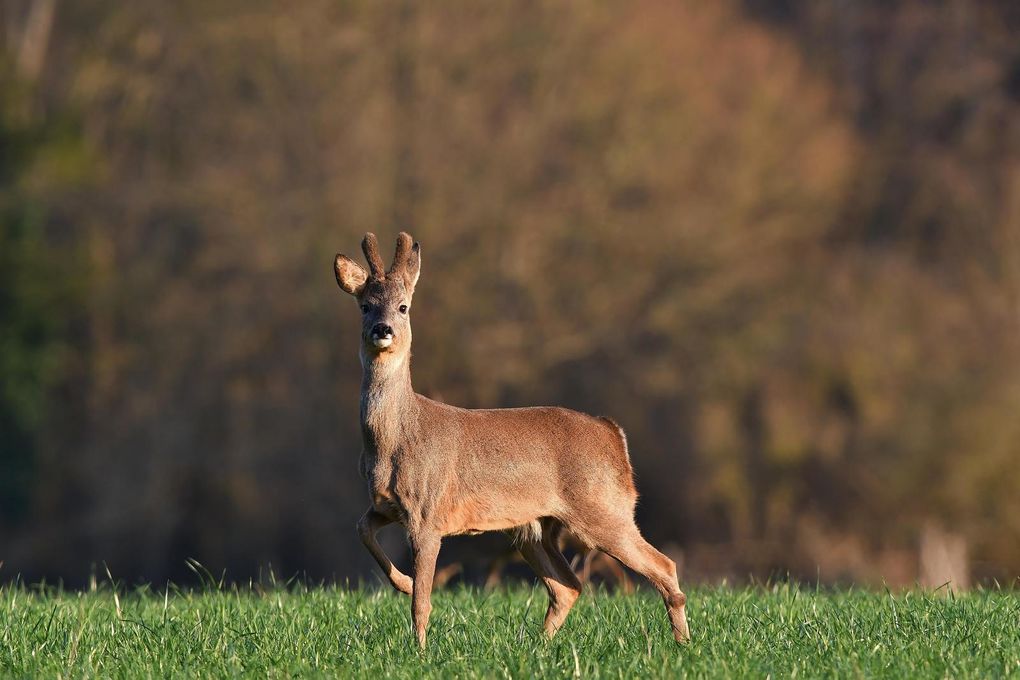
[359,349,417,456]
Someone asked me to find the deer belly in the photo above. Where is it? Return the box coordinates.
[440,498,540,537]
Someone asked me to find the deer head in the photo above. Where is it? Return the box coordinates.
[334,232,421,360]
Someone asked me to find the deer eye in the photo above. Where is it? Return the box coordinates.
[360,304,370,314]
[398,304,408,314]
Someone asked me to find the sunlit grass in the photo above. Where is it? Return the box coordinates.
[1,581,1017,678]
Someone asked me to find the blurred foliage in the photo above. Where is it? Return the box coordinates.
[0,63,84,522]
[1,0,1018,585]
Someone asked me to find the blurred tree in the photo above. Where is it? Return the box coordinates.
[0,65,84,523]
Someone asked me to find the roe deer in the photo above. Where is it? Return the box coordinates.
[333,232,690,648]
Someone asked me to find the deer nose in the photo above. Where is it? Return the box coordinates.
[371,323,394,338]
[370,323,394,348]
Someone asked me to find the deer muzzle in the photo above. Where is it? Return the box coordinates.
[370,323,394,349]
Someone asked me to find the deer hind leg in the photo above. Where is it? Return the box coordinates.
[590,522,690,643]
[517,533,582,637]
[357,508,413,595]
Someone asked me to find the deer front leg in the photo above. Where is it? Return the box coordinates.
[357,508,413,595]
[409,532,442,649]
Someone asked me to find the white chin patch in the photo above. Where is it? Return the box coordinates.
[372,336,393,349]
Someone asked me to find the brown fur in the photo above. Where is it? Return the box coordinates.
[333,232,690,647]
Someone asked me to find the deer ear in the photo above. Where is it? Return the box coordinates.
[334,253,368,296]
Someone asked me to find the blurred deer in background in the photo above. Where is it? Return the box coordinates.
[333,232,690,648]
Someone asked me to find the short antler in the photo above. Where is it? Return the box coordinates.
[389,231,421,291]
[389,232,413,276]
[362,233,385,279]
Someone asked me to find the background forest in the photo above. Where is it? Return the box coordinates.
[1,0,1019,588]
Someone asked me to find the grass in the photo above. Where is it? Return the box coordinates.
[1,580,1018,678]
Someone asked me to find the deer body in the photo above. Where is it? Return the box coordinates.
[335,232,690,648]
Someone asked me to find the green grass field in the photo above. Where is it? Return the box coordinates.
[1,582,1018,678]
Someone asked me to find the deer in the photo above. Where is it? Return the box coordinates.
[333,232,691,648]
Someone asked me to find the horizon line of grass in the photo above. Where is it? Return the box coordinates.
[2,557,1016,595]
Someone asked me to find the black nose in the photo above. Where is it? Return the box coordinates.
[371,323,394,338]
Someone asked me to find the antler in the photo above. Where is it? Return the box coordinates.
[362,233,386,278]
[389,232,414,277]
